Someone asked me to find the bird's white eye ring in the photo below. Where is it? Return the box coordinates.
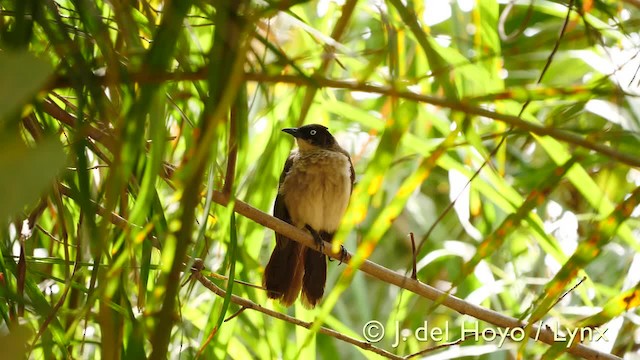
[310,130,317,135]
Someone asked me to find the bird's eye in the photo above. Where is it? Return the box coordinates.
[310,130,317,135]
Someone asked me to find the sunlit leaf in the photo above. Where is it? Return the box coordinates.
[0,51,52,122]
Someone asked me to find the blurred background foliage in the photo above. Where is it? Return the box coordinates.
[0,0,639,359]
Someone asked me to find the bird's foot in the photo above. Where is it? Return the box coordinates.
[338,245,348,265]
[327,245,348,265]
[305,224,324,253]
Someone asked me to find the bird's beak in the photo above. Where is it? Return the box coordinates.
[282,128,299,138]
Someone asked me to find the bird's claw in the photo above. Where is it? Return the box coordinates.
[305,224,325,254]
[338,245,348,265]
[304,225,347,263]
[328,245,348,265]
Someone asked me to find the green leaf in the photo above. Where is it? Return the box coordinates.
[0,324,31,360]
[0,51,53,123]
[0,134,66,221]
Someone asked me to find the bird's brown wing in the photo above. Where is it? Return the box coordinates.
[263,155,304,306]
[348,157,355,192]
[338,147,356,193]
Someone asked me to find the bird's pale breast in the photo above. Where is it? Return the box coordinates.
[281,150,351,232]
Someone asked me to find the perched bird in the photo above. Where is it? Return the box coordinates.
[263,124,355,308]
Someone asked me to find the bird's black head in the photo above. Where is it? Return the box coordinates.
[282,124,337,150]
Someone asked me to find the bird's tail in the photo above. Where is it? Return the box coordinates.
[302,231,333,309]
[263,238,304,307]
[301,249,327,309]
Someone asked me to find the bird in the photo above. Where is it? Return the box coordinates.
[263,124,355,308]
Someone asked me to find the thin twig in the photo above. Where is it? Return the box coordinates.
[42,97,116,151]
[409,232,417,280]
[224,306,247,322]
[415,133,510,257]
[405,334,477,359]
[190,259,403,360]
[551,276,587,309]
[517,0,575,117]
[199,271,266,291]
[56,184,163,249]
[538,0,575,84]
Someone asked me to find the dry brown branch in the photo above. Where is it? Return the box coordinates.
[48,71,640,168]
[56,184,163,249]
[190,259,404,360]
[210,191,620,360]
[41,97,117,151]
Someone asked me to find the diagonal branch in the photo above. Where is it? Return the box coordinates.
[210,191,619,360]
[190,259,403,360]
